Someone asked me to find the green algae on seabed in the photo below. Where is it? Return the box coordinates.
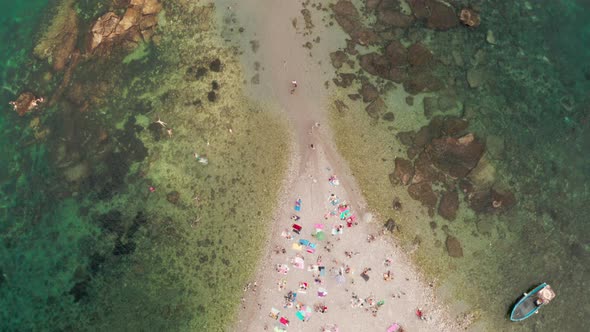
[327,1,590,331]
[0,0,288,331]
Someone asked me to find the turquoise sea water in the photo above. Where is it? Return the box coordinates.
[1,1,288,331]
[327,0,590,330]
[1,0,589,331]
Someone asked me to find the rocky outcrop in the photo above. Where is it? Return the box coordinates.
[445,235,463,257]
[90,0,162,54]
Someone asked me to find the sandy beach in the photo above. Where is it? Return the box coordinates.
[223,0,456,331]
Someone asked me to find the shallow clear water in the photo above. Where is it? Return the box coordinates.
[327,0,590,330]
[1,1,287,331]
[2,0,589,331]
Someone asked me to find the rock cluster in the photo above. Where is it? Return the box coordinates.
[90,0,162,54]
[392,116,515,218]
[9,92,44,116]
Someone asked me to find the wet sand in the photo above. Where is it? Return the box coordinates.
[222,0,456,330]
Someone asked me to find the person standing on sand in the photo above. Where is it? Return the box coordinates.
[290,80,298,94]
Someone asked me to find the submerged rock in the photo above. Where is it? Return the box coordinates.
[376,0,415,27]
[428,133,485,178]
[392,197,403,210]
[209,58,222,72]
[331,0,362,34]
[386,40,408,67]
[408,182,438,216]
[384,218,396,232]
[359,53,391,79]
[360,82,379,103]
[468,188,516,214]
[207,91,217,102]
[330,50,348,69]
[407,43,433,67]
[438,189,459,221]
[382,112,395,121]
[333,73,356,88]
[365,97,387,119]
[392,157,414,185]
[445,235,463,257]
[424,0,459,30]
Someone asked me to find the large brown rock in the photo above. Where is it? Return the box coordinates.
[360,82,379,103]
[385,40,408,67]
[141,0,163,15]
[333,73,356,88]
[330,50,348,69]
[366,0,383,11]
[331,0,362,34]
[407,43,433,67]
[403,67,444,94]
[392,157,414,185]
[408,0,430,19]
[413,117,443,148]
[468,188,516,214]
[90,12,121,51]
[89,0,162,53]
[376,0,415,27]
[439,189,459,221]
[365,97,387,119]
[428,133,485,178]
[412,151,443,184]
[425,0,459,30]
[445,235,463,257]
[408,182,438,215]
[359,53,391,79]
[442,117,469,136]
[115,6,141,33]
[389,67,408,83]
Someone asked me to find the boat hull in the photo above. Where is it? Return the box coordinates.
[510,283,547,322]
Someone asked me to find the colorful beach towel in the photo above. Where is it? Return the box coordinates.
[294,198,302,211]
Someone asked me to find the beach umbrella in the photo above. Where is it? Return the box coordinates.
[315,230,326,241]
